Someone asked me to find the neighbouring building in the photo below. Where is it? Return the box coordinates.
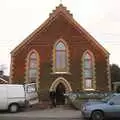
[0,70,9,84]
[10,4,111,104]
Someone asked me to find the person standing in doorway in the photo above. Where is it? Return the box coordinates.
[49,90,56,108]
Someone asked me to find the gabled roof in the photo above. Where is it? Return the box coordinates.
[11,4,109,55]
[0,75,9,83]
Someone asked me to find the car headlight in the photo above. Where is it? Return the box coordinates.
[82,105,86,111]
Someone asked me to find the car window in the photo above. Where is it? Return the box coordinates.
[102,94,114,102]
[109,96,120,105]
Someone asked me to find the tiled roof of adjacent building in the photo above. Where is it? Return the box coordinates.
[0,71,9,83]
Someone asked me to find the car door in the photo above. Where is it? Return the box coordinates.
[107,95,120,118]
[24,83,39,105]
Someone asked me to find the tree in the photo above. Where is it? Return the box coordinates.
[110,64,120,82]
[110,64,120,92]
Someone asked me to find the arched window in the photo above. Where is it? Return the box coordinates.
[82,51,95,90]
[54,40,68,73]
[26,50,39,84]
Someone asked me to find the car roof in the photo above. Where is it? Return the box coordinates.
[113,93,120,95]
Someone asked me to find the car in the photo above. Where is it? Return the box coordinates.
[81,93,120,120]
[0,83,39,113]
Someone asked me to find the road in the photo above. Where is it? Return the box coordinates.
[0,116,83,120]
[0,108,84,120]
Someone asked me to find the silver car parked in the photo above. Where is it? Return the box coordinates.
[81,93,120,120]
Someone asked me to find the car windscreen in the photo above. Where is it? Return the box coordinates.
[101,94,115,102]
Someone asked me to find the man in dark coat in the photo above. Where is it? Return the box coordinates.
[49,90,56,107]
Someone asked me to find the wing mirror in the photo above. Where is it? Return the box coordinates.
[109,101,114,105]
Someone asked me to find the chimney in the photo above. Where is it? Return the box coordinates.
[0,70,4,76]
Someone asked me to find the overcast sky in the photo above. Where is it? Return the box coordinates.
[0,0,120,75]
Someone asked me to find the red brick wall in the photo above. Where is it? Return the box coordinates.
[11,14,109,92]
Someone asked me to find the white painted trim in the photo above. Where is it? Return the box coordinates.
[84,88,95,91]
[50,72,71,74]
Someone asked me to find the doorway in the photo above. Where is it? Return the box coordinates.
[49,77,72,105]
[56,83,65,105]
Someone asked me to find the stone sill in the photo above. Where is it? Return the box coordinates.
[50,72,71,75]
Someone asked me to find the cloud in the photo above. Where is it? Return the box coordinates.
[1,0,120,75]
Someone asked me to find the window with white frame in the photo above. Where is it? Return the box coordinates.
[83,52,94,89]
[54,41,68,72]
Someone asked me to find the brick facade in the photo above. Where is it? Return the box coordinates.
[10,4,111,100]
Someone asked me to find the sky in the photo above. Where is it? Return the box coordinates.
[0,0,120,75]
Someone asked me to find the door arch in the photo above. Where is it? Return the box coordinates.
[49,77,72,105]
[49,77,72,92]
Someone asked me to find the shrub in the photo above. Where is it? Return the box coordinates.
[65,91,114,110]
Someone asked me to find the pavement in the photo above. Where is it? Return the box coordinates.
[0,106,82,119]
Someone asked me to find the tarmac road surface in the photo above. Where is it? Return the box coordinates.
[0,108,83,120]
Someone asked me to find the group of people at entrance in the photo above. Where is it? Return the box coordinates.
[49,88,65,107]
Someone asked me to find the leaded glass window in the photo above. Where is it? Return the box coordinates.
[83,52,94,89]
[28,52,38,83]
[55,41,68,72]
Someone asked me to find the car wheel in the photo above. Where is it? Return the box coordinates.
[91,110,104,120]
[9,104,19,113]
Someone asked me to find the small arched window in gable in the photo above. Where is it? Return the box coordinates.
[82,51,95,90]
